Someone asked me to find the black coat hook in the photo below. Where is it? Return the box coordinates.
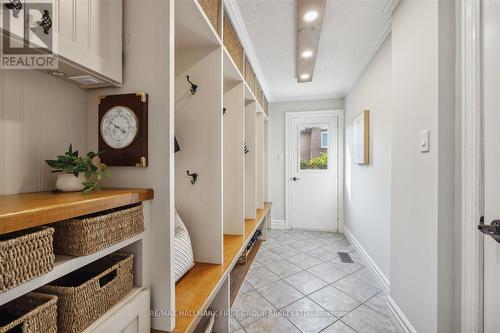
[186,76,198,95]
[174,136,181,153]
[186,170,198,185]
[5,0,22,18]
[40,9,52,35]
[223,107,227,115]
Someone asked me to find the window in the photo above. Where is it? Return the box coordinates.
[321,131,328,148]
[299,125,328,170]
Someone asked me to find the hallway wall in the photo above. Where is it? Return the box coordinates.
[390,0,456,332]
[343,1,457,331]
[0,69,88,195]
[268,98,344,228]
[344,36,392,282]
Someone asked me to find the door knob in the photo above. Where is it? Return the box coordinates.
[292,177,301,182]
[478,217,500,243]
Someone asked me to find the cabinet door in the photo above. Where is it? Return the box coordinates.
[91,289,150,333]
[57,0,122,84]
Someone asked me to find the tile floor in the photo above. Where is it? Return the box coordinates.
[230,229,396,333]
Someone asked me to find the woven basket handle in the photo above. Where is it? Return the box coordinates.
[98,268,118,289]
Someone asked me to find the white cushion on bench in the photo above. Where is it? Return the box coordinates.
[174,211,195,282]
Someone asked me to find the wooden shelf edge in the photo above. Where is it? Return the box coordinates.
[174,203,271,333]
[0,188,154,235]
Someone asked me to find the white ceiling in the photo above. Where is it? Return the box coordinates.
[232,0,394,102]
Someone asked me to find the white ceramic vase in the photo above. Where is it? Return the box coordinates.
[55,173,88,192]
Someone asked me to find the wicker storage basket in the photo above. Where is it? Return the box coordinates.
[0,292,57,333]
[245,57,256,93]
[223,12,244,74]
[38,253,133,333]
[198,0,220,35]
[0,227,55,293]
[53,204,144,256]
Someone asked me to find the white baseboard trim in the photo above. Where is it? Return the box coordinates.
[343,227,390,294]
[387,295,418,333]
[271,219,286,229]
[344,227,416,333]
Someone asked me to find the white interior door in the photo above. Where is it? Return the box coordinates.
[287,112,340,231]
[482,1,500,332]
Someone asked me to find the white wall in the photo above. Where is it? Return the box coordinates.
[390,0,456,332]
[344,36,392,280]
[269,98,344,225]
[0,70,87,195]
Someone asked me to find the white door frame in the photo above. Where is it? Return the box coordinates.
[285,110,344,232]
[460,0,483,332]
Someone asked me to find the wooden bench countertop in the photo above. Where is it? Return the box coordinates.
[173,203,271,333]
[0,188,154,235]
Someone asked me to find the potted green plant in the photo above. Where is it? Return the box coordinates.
[45,144,108,193]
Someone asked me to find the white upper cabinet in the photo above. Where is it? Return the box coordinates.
[56,0,122,87]
[0,0,122,88]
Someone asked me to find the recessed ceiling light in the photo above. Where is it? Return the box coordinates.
[300,73,311,80]
[303,10,319,22]
[301,50,314,58]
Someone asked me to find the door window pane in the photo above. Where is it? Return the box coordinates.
[299,125,329,170]
[321,131,328,148]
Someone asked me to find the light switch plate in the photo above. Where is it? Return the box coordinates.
[420,130,430,152]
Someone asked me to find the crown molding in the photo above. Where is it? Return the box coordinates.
[224,0,271,98]
[383,0,400,15]
[343,15,392,97]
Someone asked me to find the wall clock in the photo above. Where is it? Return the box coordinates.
[98,93,148,167]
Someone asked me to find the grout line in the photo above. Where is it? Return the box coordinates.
[235,231,392,332]
[337,320,361,333]
[319,320,360,333]
[361,292,392,319]
[255,278,305,309]
[233,315,246,333]
[253,285,328,333]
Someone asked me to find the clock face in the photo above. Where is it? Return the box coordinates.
[100,106,139,149]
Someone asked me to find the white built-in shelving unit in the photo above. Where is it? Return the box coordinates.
[0,197,153,333]
[0,0,270,332]
[171,0,271,332]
